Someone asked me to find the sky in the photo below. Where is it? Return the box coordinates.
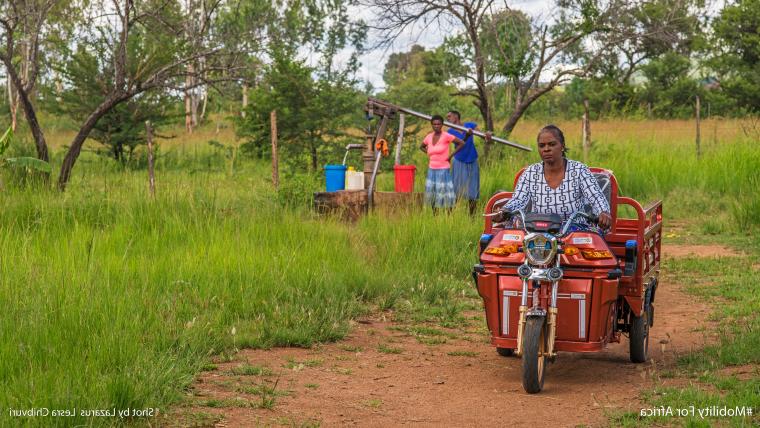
[353,0,554,91]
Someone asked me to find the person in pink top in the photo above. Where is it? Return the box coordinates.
[419,114,466,212]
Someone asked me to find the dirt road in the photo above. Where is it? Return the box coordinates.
[174,245,724,427]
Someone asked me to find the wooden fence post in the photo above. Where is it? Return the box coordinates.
[696,95,701,159]
[270,110,279,190]
[582,99,591,163]
[145,120,156,197]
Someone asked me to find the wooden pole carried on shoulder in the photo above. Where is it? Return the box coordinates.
[367,97,532,152]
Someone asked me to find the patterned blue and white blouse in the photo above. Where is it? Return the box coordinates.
[503,159,610,221]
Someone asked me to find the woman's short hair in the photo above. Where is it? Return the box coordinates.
[538,124,568,156]
[431,114,444,123]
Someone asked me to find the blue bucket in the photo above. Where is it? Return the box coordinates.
[324,164,347,192]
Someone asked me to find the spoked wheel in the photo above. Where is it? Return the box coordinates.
[629,310,649,363]
[521,316,546,393]
[496,347,514,357]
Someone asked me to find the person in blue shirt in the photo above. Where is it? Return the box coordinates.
[446,110,491,215]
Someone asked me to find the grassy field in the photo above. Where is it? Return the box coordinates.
[0,117,758,426]
[613,232,760,427]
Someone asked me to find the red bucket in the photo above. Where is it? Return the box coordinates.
[393,165,416,193]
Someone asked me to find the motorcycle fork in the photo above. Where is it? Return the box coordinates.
[516,262,561,358]
[546,256,561,358]
[546,282,559,358]
[515,279,530,356]
[516,280,548,356]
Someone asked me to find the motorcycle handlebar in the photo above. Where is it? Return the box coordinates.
[485,208,601,235]
[577,212,599,224]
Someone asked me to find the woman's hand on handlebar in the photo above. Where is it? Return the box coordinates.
[598,212,612,229]
[483,208,511,223]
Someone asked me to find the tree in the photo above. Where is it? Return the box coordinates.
[235,0,366,171]
[366,0,501,150]
[569,0,706,118]
[0,0,65,163]
[367,0,705,154]
[380,44,468,116]
[709,0,760,113]
[383,44,428,87]
[238,52,361,171]
[479,10,533,115]
[491,0,644,136]
[640,51,699,117]
[49,0,258,190]
[47,45,176,163]
[367,0,633,155]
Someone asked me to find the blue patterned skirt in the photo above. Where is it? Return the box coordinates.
[451,157,480,200]
[425,168,456,209]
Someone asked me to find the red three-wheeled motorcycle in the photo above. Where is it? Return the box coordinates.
[473,168,663,393]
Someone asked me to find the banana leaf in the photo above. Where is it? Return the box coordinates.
[5,157,52,173]
[0,126,12,156]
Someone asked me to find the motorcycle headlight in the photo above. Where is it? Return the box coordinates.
[523,233,558,266]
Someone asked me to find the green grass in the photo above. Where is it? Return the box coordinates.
[363,399,383,408]
[478,133,760,231]
[612,246,760,427]
[199,397,255,408]
[0,118,758,426]
[0,158,479,427]
[377,343,403,354]
[447,351,479,357]
[229,364,272,376]
[284,358,324,370]
[337,344,363,352]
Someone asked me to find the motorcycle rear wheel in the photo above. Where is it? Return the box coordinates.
[521,316,546,393]
[629,310,649,363]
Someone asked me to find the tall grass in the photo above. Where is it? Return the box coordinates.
[476,119,760,229]
[0,163,480,427]
[0,117,757,426]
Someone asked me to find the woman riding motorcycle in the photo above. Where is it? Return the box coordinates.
[500,125,612,230]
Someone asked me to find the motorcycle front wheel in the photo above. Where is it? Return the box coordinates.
[521,316,546,393]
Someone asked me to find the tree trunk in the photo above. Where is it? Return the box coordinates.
[241,83,248,118]
[477,96,494,157]
[470,30,494,158]
[310,140,318,172]
[502,103,529,136]
[200,87,208,122]
[505,84,512,113]
[502,85,556,136]
[4,61,48,162]
[184,71,193,133]
[191,89,199,128]
[191,91,199,128]
[7,76,18,131]
[58,98,120,190]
